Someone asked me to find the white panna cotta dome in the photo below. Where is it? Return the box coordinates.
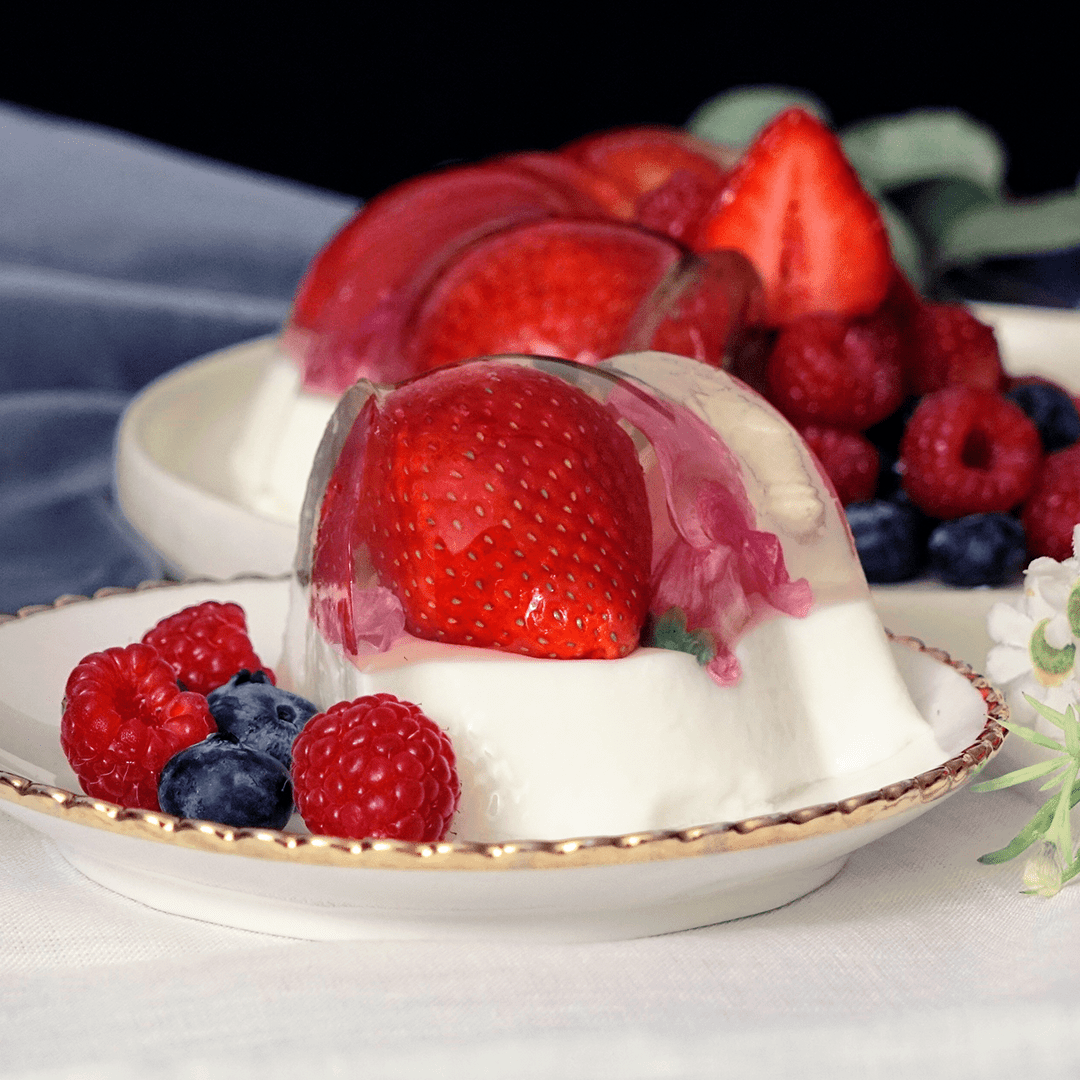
[280,352,944,842]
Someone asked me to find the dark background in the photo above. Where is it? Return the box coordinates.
[4,7,1075,200]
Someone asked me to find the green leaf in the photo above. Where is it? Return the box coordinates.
[970,756,1067,793]
[979,783,1080,864]
[840,110,1006,196]
[937,190,1080,265]
[999,721,1065,752]
[644,607,717,666]
[687,86,831,149]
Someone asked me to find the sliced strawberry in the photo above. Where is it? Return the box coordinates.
[633,249,766,368]
[313,362,653,660]
[402,218,682,374]
[494,151,636,220]
[562,126,737,243]
[562,126,737,204]
[695,108,894,326]
[283,162,611,394]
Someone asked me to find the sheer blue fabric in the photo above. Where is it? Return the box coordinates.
[0,102,356,611]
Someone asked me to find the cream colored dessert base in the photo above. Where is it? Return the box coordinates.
[282,587,945,842]
[227,349,337,523]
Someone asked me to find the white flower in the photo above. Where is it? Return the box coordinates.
[986,524,1080,733]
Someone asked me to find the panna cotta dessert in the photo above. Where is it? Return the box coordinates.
[280,351,945,842]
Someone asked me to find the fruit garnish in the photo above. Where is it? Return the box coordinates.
[845,499,928,584]
[766,311,905,430]
[696,108,894,326]
[61,643,216,810]
[898,387,1041,518]
[560,125,737,241]
[797,425,879,506]
[157,733,294,830]
[312,362,653,660]
[291,693,459,842]
[1007,379,1080,453]
[1022,444,1080,560]
[926,513,1027,587]
[401,219,681,373]
[143,601,273,696]
[284,162,611,394]
[905,302,1005,394]
[206,669,319,769]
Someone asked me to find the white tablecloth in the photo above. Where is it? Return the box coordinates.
[2,775,1078,1079]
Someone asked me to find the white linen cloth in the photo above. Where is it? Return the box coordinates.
[2,780,1078,1079]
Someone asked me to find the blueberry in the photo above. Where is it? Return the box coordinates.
[1006,382,1080,453]
[927,513,1027,587]
[158,734,293,829]
[845,499,929,583]
[206,670,319,769]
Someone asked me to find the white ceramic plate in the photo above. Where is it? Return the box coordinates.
[114,304,1080,580]
[0,579,1004,942]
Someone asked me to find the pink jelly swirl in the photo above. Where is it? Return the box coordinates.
[306,361,811,685]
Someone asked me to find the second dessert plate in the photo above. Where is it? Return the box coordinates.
[0,579,1004,942]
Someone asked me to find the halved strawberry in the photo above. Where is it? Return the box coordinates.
[634,249,766,368]
[561,126,738,243]
[284,162,611,394]
[401,218,683,373]
[695,108,894,326]
[312,361,653,660]
[494,151,636,220]
[562,126,737,203]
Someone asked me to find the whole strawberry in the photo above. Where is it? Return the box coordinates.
[291,693,459,842]
[61,643,216,810]
[340,361,653,659]
[142,601,274,695]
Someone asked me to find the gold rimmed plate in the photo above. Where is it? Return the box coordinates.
[0,578,1006,941]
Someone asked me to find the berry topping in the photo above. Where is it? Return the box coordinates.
[1007,378,1080,453]
[157,733,293,830]
[61,643,216,810]
[899,387,1042,519]
[291,694,459,842]
[798,425,880,505]
[559,125,736,242]
[926,513,1028,587]
[766,312,905,430]
[285,162,610,393]
[845,499,929,584]
[315,362,653,660]
[142,601,273,695]
[906,303,1005,394]
[206,670,319,769]
[401,218,681,374]
[1021,444,1080,561]
[696,108,894,325]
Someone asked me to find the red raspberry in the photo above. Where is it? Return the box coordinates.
[906,303,1005,395]
[798,425,880,505]
[899,387,1042,519]
[765,311,904,431]
[291,694,459,842]
[1022,444,1080,561]
[61,643,216,810]
[142,601,273,695]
